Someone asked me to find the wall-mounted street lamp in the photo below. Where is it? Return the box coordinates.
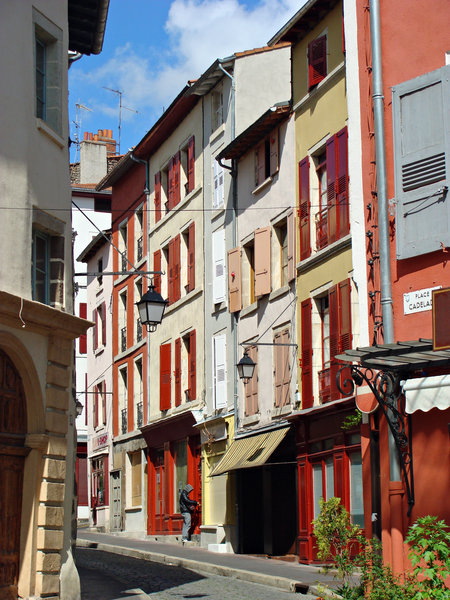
[75,399,84,417]
[237,341,298,383]
[136,283,168,333]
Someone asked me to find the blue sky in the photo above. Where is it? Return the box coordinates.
[69,0,305,161]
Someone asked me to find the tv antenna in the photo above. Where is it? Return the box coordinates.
[103,87,139,154]
[72,102,92,162]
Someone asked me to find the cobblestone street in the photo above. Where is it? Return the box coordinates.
[77,548,319,600]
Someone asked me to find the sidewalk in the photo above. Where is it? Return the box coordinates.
[77,530,341,598]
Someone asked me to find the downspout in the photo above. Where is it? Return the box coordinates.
[369,0,403,574]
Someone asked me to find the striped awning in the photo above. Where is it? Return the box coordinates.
[209,427,290,477]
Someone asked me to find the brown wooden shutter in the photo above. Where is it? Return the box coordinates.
[254,226,271,297]
[155,171,162,223]
[175,338,181,407]
[154,250,161,294]
[173,151,181,206]
[174,234,181,301]
[160,342,171,410]
[93,309,98,351]
[168,157,174,210]
[287,210,296,282]
[245,345,258,416]
[329,284,339,401]
[188,222,195,292]
[79,302,87,354]
[189,329,196,400]
[256,143,265,186]
[327,136,338,244]
[101,302,107,346]
[299,157,310,261]
[188,136,195,192]
[228,247,242,313]
[308,35,327,89]
[274,331,283,407]
[168,238,175,305]
[270,128,279,175]
[281,328,291,406]
[336,127,349,239]
[301,299,313,408]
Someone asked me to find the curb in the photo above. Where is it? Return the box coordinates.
[76,539,338,596]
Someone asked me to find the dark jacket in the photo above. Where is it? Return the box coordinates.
[180,484,197,513]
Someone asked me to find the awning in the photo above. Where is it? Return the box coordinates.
[209,427,290,477]
[403,374,450,413]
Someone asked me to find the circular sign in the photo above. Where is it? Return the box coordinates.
[356,394,379,414]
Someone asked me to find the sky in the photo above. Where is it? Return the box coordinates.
[69,0,306,162]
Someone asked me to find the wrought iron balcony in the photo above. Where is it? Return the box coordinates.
[315,208,328,250]
[136,318,143,343]
[137,236,143,262]
[121,252,127,272]
[121,326,127,352]
[318,368,331,404]
[136,401,143,428]
[121,408,127,435]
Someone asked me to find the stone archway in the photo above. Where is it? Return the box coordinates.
[0,349,29,600]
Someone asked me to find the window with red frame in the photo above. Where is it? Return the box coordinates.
[91,455,108,507]
[308,35,327,90]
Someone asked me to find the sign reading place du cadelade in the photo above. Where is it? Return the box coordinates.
[403,286,441,315]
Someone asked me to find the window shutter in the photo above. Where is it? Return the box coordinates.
[101,302,107,346]
[213,159,224,208]
[270,128,279,175]
[173,151,181,206]
[189,329,196,400]
[274,332,283,407]
[188,136,195,192]
[282,329,291,406]
[301,299,313,409]
[175,338,181,407]
[327,136,338,244]
[308,35,327,90]
[93,309,98,351]
[338,279,352,396]
[168,238,175,305]
[299,157,311,260]
[228,246,242,312]
[94,385,99,428]
[188,221,195,292]
[160,342,171,411]
[168,157,174,210]
[256,143,265,186]
[329,284,339,401]
[155,171,162,223]
[336,127,349,239]
[245,345,258,416]
[174,233,181,302]
[154,250,161,294]
[79,302,87,354]
[254,226,271,297]
[297,458,309,542]
[104,455,109,506]
[334,452,345,503]
[287,210,296,282]
[392,64,450,259]
[213,229,226,304]
[102,383,106,425]
[214,334,227,409]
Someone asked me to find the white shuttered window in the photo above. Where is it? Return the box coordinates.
[213,334,227,409]
[213,229,226,304]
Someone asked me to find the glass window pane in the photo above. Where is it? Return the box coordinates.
[174,440,188,511]
[350,452,364,528]
[312,463,323,519]
[325,457,334,500]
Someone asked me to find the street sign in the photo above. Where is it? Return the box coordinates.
[403,286,441,315]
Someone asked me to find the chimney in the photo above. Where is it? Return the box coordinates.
[78,128,118,183]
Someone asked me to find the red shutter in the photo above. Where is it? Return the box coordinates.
[308,35,327,89]
[93,309,98,351]
[188,136,195,192]
[102,382,106,425]
[338,279,352,396]
[155,171,161,223]
[94,385,99,428]
[168,157,174,210]
[298,458,309,538]
[174,233,181,301]
[299,157,310,261]
[77,455,88,506]
[175,338,182,407]
[301,299,313,408]
[173,151,181,206]
[329,285,339,401]
[189,330,196,400]
[160,343,171,411]
[154,250,161,294]
[334,452,345,503]
[327,136,338,244]
[188,222,195,292]
[287,210,296,282]
[336,127,349,239]
[79,303,87,354]
[104,455,109,506]
[168,238,175,305]
[101,302,106,346]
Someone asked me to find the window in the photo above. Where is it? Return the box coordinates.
[392,64,450,259]
[155,171,162,223]
[135,207,144,262]
[318,296,331,403]
[135,279,143,343]
[32,229,50,304]
[175,330,197,406]
[255,128,279,188]
[119,367,128,435]
[315,152,328,250]
[34,9,63,136]
[180,136,195,196]
[160,342,171,411]
[182,223,195,293]
[93,302,106,351]
[79,303,87,354]
[93,381,106,429]
[350,452,364,528]
[119,291,127,352]
[243,240,255,306]
[119,221,127,272]
[213,334,227,410]
[166,235,181,305]
[274,328,291,408]
[161,153,182,213]
[97,258,103,287]
[245,344,258,416]
[173,440,188,510]
[129,451,142,507]
[312,456,335,519]
[213,229,226,305]
[186,330,196,401]
[134,358,143,429]
[212,89,224,132]
[92,456,108,507]
[308,35,327,91]
[213,159,224,209]
[274,220,288,288]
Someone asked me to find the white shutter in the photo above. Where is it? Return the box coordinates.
[213,334,227,409]
[213,159,224,209]
[213,229,226,304]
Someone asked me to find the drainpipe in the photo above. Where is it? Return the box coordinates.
[130,153,150,195]
[370,0,403,574]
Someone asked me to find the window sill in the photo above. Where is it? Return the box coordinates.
[293,61,345,114]
[150,185,202,235]
[269,284,291,303]
[164,287,203,317]
[210,123,225,144]
[125,506,142,513]
[297,233,351,274]
[211,206,225,222]
[135,256,146,269]
[212,301,227,314]
[95,285,104,297]
[114,272,130,287]
[114,338,146,362]
[240,300,259,318]
[252,176,273,196]
[94,346,105,357]
[242,414,259,426]
[36,118,64,148]
[271,404,292,418]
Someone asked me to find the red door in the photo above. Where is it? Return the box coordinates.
[154,448,165,533]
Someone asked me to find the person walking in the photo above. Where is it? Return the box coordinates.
[179,484,198,543]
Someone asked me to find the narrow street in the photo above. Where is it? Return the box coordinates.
[76,547,320,600]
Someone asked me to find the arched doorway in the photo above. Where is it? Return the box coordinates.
[0,349,29,600]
